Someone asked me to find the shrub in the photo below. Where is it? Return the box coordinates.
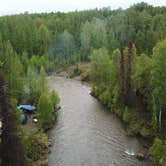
[127,121,142,136]
[73,64,82,76]
[140,127,150,138]
[49,90,60,110]
[81,72,90,81]
[70,64,82,77]
[150,138,166,165]
[38,93,54,130]
[115,108,123,118]
[22,131,51,161]
[99,89,110,106]
[122,106,130,123]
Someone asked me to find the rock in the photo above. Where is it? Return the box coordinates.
[143,144,149,149]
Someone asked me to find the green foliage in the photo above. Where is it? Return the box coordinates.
[49,90,60,109]
[140,127,150,138]
[38,24,51,55]
[70,64,82,77]
[122,106,130,123]
[132,54,152,96]
[38,93,54,130]
[37,91,59,130]
[150,39,166,128]
[29,55,48,72]
[90,47,120,109]
[114,108,123,118]
[22,131,51,161]
[26,66,47,103]
[127,120,142,136]
[20,51,29,73]
[73,64,82,75]
[136,152,145,160]
[80,18,108,60]
[80,21,92,59]
[99,89,110,106]
[0,41,24,99]
[0,4,166,164]
[36,67,48,95]
[90,47,111,85]
[53,30,76,65]
[150,138,166,164]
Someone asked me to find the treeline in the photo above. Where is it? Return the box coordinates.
[88,4,166,165]
[90,35,166,166]
[0,2,166,165]
[0,41,59,165]
[0,2,165,66]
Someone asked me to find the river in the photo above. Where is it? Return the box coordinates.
[48,76,150,166]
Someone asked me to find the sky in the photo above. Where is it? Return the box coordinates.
[0,0,165,16]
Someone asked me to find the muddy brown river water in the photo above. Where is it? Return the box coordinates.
[48,76,151,166]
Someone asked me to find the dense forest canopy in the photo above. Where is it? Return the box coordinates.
[0,2,166,165]
[0,2,165,103]
[0,2,165,60]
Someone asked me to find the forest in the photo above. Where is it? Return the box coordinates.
[0,2,166,166]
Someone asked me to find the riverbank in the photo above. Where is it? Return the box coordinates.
[48,75,150,166]
[21,116,54,166]
[55,63,165,165]
[18,91,60,166]
[51,70,149,158]
[54,62,91,82]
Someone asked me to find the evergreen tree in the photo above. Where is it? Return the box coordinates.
[0,72,26,166]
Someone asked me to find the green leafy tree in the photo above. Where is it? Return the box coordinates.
[80,21,92,59]
[132,53,152,108]
[1,41,24,99]
[49,90,60,109]
[80,18,108,60]
[0,72,26,166]
[150,138,166,164]
[38,24,51,55]
[26,65,47,103]
[150,39,166,128]
[38,93,54,130]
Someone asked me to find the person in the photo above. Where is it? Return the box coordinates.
[21,114,28,125]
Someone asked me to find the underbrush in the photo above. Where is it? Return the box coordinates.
[92,88,155,138]
[150,138,166,165]
[91,87,166,165]
[15,90,60,166]
[22,130,51,166]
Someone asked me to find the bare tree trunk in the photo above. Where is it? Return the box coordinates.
[0,71,26,166]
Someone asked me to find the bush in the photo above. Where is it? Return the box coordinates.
[114,108,123,117]
[38,93,55,130]
[49,90,60,110]
[81,72,90,81]
[22,131,51,161]
[70,64,82,77]
[122,106,130,123]
[127,120,142,136]
[99,89,110,106]
[73,64,82,75]
[140,127,150,137]
[136,152,145,160]
[150,138,166,165]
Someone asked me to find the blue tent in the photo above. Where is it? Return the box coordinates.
[17,105,36,112]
